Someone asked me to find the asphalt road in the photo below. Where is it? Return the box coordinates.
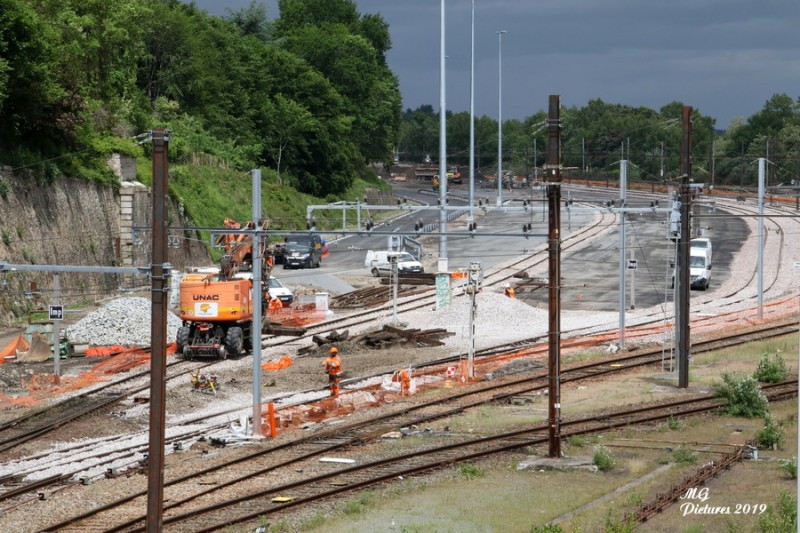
[270,180,748,313]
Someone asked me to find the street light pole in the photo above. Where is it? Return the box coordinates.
[438,0,448,263]
[468,0,475,226]
[496,30,507,207]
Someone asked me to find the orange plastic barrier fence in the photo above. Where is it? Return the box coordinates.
[0,343,178,410]
[261,355,293,371]
[85,345,130,357]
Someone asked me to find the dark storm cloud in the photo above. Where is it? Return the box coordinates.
[190,0,799,128]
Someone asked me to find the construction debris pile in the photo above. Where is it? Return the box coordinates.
[65,297,182,347]
[330,286,428,309]
[297,324,454,356]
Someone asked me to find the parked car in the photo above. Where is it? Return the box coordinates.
[689,249,712,290]
[690,237,712,264]
[365,250,424,277]
[267,278,293,306]
[672,248,712,290]
[283,234,322,269]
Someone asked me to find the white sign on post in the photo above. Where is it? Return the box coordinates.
[49,305,64,321]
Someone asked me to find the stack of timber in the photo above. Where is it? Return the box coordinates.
[330,286,428,309]
[261,317,306,336]
[297,325,453,355]
[364,325,453,349]
[378,272,436,286]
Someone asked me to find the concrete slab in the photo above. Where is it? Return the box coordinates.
[516,455,597,472]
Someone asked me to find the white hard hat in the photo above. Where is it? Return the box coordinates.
[504,283,510,288]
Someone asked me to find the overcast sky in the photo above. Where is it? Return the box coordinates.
[190,0,799,129]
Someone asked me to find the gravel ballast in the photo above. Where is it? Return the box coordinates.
[64,297,183,346]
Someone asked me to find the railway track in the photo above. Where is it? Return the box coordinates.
[261,207,618,348]
[27,322,797,532]
[4,192,798,530]
[3,314,795,513]
[0,357,215,459]
[43,380,796,532]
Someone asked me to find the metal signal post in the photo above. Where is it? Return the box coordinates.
[546,96,562,458]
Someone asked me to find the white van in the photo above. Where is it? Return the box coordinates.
[689,248,712,290]
[690,237,712,265]
[671,248,712,290]
[365,250,424,277]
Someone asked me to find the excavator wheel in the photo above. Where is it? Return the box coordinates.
[176,326,190,356]
[225,327,244,357]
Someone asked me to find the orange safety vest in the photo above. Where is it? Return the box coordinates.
[504,287,516,298]
[324,355,342,377]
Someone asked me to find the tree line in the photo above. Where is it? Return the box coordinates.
[399,95,800,189]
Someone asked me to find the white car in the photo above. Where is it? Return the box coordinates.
[267,278,294,305]
[232,272,294,305]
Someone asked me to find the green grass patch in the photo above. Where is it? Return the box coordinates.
[672,445,697,465]
[448,404,543,433]
[593,445,616,472]
[458,462,485,480]
[713,371,769,418]
[754,351,789,383]
[778,457,797,479]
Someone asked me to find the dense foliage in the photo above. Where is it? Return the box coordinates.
[0,0,401,196]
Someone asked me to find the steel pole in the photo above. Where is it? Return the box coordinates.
[618,160,627,348]
[146,128,170,533]
[468,0,475,226]
[757,158,765,320]
[251,169,263,437]
[546,95,562,458]
[677,106,692,388]
[496,30,507,206]
[438,0,448,262]
[52,275,61,379]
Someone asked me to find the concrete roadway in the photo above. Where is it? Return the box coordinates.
[271,180,749,314]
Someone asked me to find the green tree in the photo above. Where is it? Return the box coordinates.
[277,0,401,164]
[259,94,314,186]
[0,0,68,153]
[251,45,356,196]
[39,0,147,101]
[398,105,439,162]
[226,0,274,43]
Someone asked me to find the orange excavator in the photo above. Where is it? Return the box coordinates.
[177,219,302,359]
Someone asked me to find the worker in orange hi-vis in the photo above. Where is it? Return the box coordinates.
[323,347,343,396]
[397,369,411,396]
[503,283,516,298]
[268,296,283,313]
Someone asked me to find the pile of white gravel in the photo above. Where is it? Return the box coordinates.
[65,297,182,347]
[393,290,620,352]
